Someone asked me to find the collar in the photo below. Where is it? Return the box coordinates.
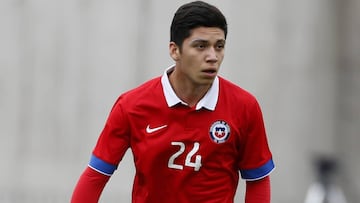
[161,65,219,111]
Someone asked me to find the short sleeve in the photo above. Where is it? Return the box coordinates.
[89,96,131,176]
[238,99,275,181]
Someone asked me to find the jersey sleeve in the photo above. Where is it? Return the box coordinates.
[238,99,275,181]
[89,96,131,176]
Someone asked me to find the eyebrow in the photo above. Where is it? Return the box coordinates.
[190,39,226,44]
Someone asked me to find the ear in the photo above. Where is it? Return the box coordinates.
[169,42,180,61]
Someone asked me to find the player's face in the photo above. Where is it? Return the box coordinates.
[170,27,225,87]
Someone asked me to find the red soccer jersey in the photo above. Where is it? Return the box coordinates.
[90,67,274,203]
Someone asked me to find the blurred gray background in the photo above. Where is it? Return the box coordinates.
[1,0,359,202]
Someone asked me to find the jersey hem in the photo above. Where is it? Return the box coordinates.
[240,159,275,181]
[88,165,113,177]
[244,166,275,181]
[88,154,117,176]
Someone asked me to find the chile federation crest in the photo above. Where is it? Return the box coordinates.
[209,120,231,144]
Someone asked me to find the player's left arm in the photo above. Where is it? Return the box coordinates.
[239,98,274,203]
[245,176,271,203]
[71,166,110,203]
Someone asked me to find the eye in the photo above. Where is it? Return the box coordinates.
[196,43,206,49]
[216,43,225,50]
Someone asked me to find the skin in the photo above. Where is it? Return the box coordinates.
[169,27,226,107]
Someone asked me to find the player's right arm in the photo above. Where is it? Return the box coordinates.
[245,176,271,203]
[71,166,110,203]
[72,96,131,202]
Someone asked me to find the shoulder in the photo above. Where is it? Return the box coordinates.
[124,77,162,96]
[114,76,162,106]
[218,76,258,104]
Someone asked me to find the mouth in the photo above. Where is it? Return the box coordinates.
[203,69,216,73]
[201,68,217,77]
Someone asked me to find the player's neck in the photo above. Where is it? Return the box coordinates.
[168,70,211,107]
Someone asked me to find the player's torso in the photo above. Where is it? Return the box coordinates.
[124,79,245,202]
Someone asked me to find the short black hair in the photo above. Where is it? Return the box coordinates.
[170,1,228,48]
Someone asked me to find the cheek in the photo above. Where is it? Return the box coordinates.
[181,52,201,64]
[218,54,224,63]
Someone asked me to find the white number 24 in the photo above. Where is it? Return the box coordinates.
[168,142,202,171]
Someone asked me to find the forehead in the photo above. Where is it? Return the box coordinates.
[187,27,225,42]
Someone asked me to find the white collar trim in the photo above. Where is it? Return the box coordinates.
[161,65,219,111]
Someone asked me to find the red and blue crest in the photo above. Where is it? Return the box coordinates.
[209,120,230,144]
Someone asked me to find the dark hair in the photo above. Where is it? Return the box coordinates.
[170,1,228,48]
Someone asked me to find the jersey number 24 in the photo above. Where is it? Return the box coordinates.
[168,142,202,171]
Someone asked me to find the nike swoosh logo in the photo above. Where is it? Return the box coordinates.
[146,125,167,133]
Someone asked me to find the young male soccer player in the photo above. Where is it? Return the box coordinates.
[71,1,275,202]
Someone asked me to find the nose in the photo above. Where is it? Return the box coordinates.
[206,47,218,62]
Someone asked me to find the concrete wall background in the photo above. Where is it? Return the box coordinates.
[0,0,359,202]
